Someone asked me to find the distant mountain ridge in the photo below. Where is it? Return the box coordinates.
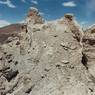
[0,24,23,44]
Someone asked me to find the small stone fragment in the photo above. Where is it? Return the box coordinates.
[16,41,20,45]
[3,69,19,82]
[61,60,69,64]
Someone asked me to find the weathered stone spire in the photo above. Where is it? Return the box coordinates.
[26,7,44,25]
[63,13,83,43]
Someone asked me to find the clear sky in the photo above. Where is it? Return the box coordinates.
[0,0,95,27]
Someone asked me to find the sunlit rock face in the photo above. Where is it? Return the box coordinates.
[0,7,95,95]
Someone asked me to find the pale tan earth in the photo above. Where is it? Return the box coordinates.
[0,7,95,95]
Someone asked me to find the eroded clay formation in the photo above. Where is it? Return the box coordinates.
[0,7,95,95]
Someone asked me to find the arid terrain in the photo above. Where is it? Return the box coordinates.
[0,24,22,44]
[0,7,95,95]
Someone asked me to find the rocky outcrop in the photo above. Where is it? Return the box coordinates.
[26,7,44,25]
[0,7,95,95]
[59,13,83,42]
[83,25,95,78]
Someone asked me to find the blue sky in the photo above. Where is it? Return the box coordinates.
[0,0,95,27]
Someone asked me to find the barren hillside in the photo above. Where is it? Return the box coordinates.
[0,7,95,95]
[0,24,23,44]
